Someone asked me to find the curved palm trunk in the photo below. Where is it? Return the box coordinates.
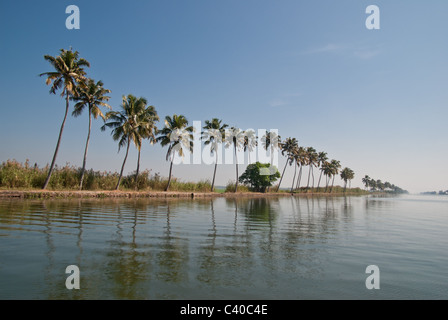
[234,144,239,193]
[330,175,336,193]
[165,157,174,191]
[42,93,70,189]
[79,111,92,190]
[276,160,288,192]
[135,148,141,190]
[317,170,323,192]
[116,136,131,190]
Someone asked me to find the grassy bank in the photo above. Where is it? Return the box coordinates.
[0,159,212,192]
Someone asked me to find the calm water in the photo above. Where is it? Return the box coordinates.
[0,194,447,300]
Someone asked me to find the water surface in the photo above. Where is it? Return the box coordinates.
[0,194,447,299]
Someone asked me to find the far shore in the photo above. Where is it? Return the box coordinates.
[0,189,370,200]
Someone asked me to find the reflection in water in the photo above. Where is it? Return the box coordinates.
[1,195,447,299]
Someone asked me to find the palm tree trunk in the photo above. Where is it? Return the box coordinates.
[291,160,297,193]
[296,164,302,189]
[234,144,239,193]
[42,93,70,189]
[135,148,141,190]
[317,170,323,192]
[116,136,131,190]
[306,166,312,189]
[211,151,218,192]
[311,166,315,189]
[276,160,288,192]
[165,157,174,191]
[79,110,92,190]
[330,175,335,193]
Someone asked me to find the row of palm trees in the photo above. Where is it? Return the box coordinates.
[361,175,406,193]
[275,137,355,193]
[40,48,356,193]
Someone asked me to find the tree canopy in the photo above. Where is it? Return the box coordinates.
[238,162,280,193]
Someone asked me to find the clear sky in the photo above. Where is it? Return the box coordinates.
[0,0,447,194]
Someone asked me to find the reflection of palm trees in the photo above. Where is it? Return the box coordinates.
[156,201,189,286]
[196,199,219,286]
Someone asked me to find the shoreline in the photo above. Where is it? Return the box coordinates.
[0,189,369,200]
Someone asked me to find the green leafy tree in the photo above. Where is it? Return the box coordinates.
[39,48,90,189]
[238,162,280,193]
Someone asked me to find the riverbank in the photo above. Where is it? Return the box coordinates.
[0,189,370,199]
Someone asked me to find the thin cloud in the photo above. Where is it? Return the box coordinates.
[302,43,383,60]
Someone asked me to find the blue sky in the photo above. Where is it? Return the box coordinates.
[0,0,447,193]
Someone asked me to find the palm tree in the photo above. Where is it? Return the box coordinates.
[39,48,90,189]
[340,167,355,192]
[201,118,228,191]
[290,145,299,193]
[322,161,333,192]
[305,147,318,190]
[261,130,281,191]
[225,127,245,192]
[156,114,193,191]
[134,104,159,187]
[362,175,371,190]
[72,79,111,190]
[329,159,341,193]
[101,95,150,190]
[276,137,298,192]
[243,129,257,164]
[294,146,306,190]
[316,151,328,191]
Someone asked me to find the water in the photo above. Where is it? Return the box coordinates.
[0,194,447,299]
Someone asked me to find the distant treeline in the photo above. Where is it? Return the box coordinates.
[361,175,408,194]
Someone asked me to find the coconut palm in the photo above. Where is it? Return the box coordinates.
[201,118,228,191]
[362,175,371,190]
[329,159,341,193]
[261,130,281,166]
[294,146,306,190]
[322,161,333,192]
[316,151,328,191]
[340,167,355,192]
[39,48,90,189]
[276,137,298,192]
[261,130,281,191]
[156,114,194,191]
[134,104,159,187]
[225,127,245,192]
[305,147,318,189]
[243,129,258,164]
[72,79,111,190]
[101,95,150,190]
[290,145,300,193]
